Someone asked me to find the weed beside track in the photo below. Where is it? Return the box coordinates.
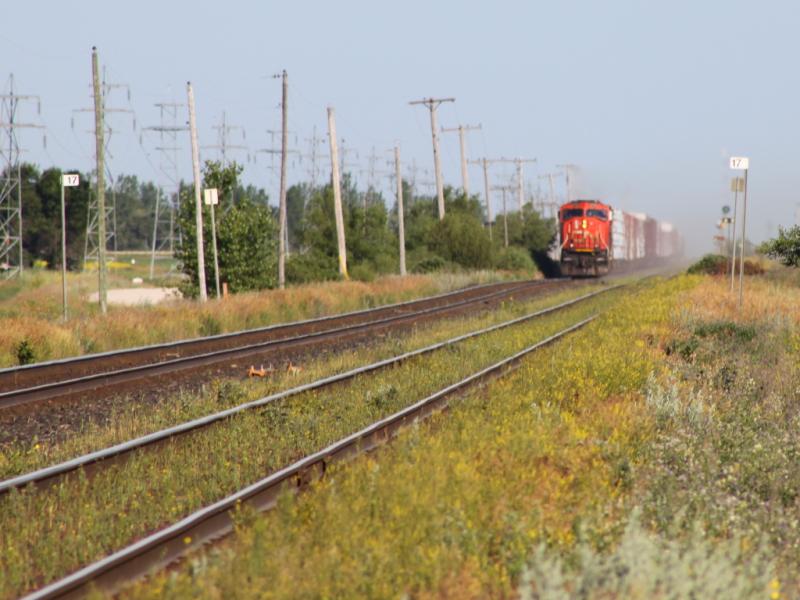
[0,281,626,598]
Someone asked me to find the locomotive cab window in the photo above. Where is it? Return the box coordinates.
[586,209,608,220]
[561,208,584,219]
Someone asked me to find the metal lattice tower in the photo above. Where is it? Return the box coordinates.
[73,67,134,265]
[143,101,187,278]
[204,111,249,168]
[0,74,42,278]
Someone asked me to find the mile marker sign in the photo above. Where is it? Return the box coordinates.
[62,174,80,187]
[730,157,749,170]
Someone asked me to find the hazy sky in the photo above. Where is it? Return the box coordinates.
[3,0,799,255]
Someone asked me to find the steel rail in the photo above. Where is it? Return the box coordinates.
[0,284,621,495]
[22,314,599,600]
[0,280,556,410]
[0,279,525,378]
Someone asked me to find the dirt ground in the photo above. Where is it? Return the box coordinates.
[87,287,182,306]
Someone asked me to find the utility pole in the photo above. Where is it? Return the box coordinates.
[74,65,133,265]
[277,70,288,289]
[394,145,406,276]
[327,107,348,278]
[538,173,559,218]
[187,81,207,302]
[557,163,578,202]
[493,157,537,214]
[143,101,187,279]
[409,97,455,220]
[441,123,481,197]
[468,158,498,240]
[492,184,513,248]
[91,48,108,314]
[0,74,42,279]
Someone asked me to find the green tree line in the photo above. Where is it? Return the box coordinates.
[11,161,557,294]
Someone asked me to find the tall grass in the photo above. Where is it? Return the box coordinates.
[0,270,513,366]
[0,283,620,599]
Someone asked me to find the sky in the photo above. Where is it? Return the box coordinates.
[3,0,800,256]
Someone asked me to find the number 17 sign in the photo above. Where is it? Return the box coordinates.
[729,157,749,170]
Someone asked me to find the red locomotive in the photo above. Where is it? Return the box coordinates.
[558,200,613,276]
[558,199,681,277]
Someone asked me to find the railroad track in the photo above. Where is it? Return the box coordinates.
[21,309,602,600]
[0,284,618,496]
[0,279,569,412]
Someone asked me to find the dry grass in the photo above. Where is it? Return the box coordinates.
[0,269,515,366]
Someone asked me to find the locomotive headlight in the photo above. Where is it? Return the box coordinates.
[582,219,587,229]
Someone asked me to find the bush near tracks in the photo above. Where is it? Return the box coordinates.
[0,283,619,599]
[688,253,765,276]
[120,277,704,599]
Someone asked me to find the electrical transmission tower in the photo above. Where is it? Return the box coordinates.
[0,74,42,278]
[73,67,134,265]
[142,101,188,278]
[302,126,329,189]
[204,111,249,168]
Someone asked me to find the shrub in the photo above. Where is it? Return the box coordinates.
[349,263,376,283]
[411,255,446,274]
[687,254,727,275]
[286,252,339,284]
[15,339,36,365]
[494,246,536,272]
[429,212,493,269]
[758,225,800,267]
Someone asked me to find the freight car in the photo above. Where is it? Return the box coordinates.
[558,199,680,276]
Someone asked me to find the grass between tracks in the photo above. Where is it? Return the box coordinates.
[0,281,602,477]
[118,270,800,599]
[0,269,513,367]
[0,279,625,599]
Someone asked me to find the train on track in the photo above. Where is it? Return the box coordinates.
[557,199,682,276]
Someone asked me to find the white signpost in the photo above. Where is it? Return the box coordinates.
[203,188,221,298]
[729,157,749,308]
[60,174,80,320]
[729,156,749,170]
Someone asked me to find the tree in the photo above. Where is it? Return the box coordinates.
[429,210,493,269]
[758,226,800,267]
[175,161,277,296]
[18,164,90,270]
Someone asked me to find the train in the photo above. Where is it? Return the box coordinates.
[557,199,681,276]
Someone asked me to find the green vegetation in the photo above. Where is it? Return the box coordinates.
[0,282,624,599]
[759,225,800,267]
[176,161,278,296]
[120,276,691,599]
[686,253,727,274]
[114,271,800,599]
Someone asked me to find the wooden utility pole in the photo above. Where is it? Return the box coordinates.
[394,145,406,276]
[277,70,288,289]
[469,158,496,241]
[409,97,455,220]
[493,157,537,214]
[186,81,208,302]
[441,123,481,197]
[492,184,513,248]
[327,107,348,278]
[91,47,108,314]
